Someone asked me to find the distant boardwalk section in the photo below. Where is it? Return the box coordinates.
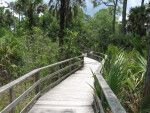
[29,57,100,113]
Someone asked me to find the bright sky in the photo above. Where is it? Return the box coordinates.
[1,0,149,17]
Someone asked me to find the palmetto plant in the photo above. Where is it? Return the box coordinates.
[128,56,150,113]
[126,56,146,91]
[91,47,150,112]
[48,0,86,27]
[15,0,43,29]
[103,50,128,94]
[128,5,149,36]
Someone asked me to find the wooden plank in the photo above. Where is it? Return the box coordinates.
[1,80,41,113]
[0,58,83,113]
[0,55,83,94]
[20,92,41,113]
[93,98,98,113]
[29,106,94,113]
[40,60,83,82]
[21,66,82,113]
[37,55,83,71]
[94,57,126,113]
[9,87,15,113]
[41,66,82,93]
[95,95,104,113]
[88,53,103,59]
[35,72,40,94]
[29,57,99,113]
[95,72,126,113]
[88,54,125,113]
[0,69,39,95]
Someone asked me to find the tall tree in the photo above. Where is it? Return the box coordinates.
[128,6,148,36]
[91,0,122,33]
[4,9,14,28]
[15,0,43,29]
[144,1,150,96]
[121,0,127,34]
[49,0,86,50]
[141,0,144,6]
[112,0,118,33]
[0,7,5,28]
[59,0,65,48]
[12,1,22,28]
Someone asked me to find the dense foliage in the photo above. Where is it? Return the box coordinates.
[0,0,150,112]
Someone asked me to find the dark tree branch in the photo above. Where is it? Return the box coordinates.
[101,0,114,6]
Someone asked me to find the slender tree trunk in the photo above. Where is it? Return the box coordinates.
[141,0,144,6]
[29,15,33,30]
[19,10,20,28]
[144,26,150,95]
[65,0,69,28]
[28,4,34,30]
[144,2,150,96]
[112,0,118,33]
[121,0,128,34]
[113,5,116,33]
[13,10,15,31]
[59,0,65,47]
[59,0,65,60]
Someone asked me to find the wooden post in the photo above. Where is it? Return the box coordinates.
[101,91,104,106]
[69,60,72,72]
[35,72,40,94]
[82,56,84,67]
[144,2,150,96]
[9,87,15,113]
[58,65,61,79]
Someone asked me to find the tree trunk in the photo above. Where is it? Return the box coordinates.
[141,0,144,6]
[144,27,150,95]
[19,10,20,28]
[113,5,116,33]
[144,2,150,96]
[29,15,33,30]
[121,0,128,34]
[65,0,70,28]
[112,0,118,33]
[28,4,34,30]
[59,0,65,59]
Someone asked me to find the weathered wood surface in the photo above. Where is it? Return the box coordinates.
[29,57,100,113]
[0,55,83,113]
[0,56,83,95]
[94,56,126,113]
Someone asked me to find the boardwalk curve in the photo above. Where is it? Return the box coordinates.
[29,57,100,113]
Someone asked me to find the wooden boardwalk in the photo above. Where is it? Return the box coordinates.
[29,57,100,113]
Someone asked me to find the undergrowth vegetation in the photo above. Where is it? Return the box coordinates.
[0,0,150,112]
[93,45,150,112]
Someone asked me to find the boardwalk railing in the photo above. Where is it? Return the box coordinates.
[0,55,84,113]
[87,52,126,113]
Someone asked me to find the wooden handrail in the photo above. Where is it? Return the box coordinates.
[87,52,126,113]
[0,55,83,94]
[0,55,84,113]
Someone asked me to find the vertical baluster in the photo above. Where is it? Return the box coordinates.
[82,56,84,67]
[10,87,15,113]
[35,72,40,94]
[101,91,104,106]
[58,64,61,79]
[69,60,72,72]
